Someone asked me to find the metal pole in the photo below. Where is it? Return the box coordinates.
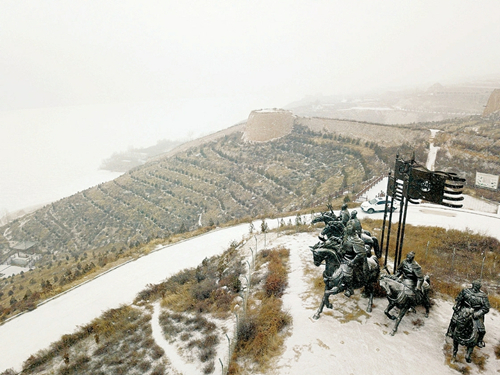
[379,173,391,256]
[480,252,486,281]
[393,197,406,273]
[219,358,224,375]
[250,247,254,268]
[383,199,396,270]
[233,312,239,330]
[225,333,231,373]
[396,195,410,265]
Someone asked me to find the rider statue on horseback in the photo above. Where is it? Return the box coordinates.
[339,203,350,226]
[349,210,362,236]
[340,221,368,297]
[396,251,424,291]
[446,280,490,348]
[395,251,430,315]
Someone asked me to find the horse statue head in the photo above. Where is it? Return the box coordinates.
[310,247,341,268]
[320,220,345,240]
[455,307,474,324]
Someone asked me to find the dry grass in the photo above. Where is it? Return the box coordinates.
[158,310,219,369]
[135,241,244,318]
[361,220,500,307]
[494,341,500,360]
[264,248,289,298]
[19,304,166,374]
[442,341,471,375]
[229,247,292,375]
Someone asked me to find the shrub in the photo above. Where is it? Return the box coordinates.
[200,347,216,362]
[150,345,165,360]
[138,360,152,372]
[192,279,217,301]
[151,364,167,375]
[264,248,289,297]
[494,341,500,359]
[57,355,90,375]
[203,361,215,374]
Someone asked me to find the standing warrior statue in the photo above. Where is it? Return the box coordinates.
[349,210,362,236]
[447,280,490,348]
[340,221,367,297]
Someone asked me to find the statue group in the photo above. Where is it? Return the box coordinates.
[309,205,490,362]
[310,204,381,318]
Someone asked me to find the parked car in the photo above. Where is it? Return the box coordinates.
[360,197,396,214]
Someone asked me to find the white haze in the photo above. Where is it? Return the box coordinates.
[1,0,500,214]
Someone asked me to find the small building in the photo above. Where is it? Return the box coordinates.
[10,252,31,267]
[11,241,37,254]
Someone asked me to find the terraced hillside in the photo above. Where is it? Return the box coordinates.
[8,109,500,263]
[426,113,500,190]
[1,125,416,258]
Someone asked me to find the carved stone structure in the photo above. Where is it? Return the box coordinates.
[483,88,500,116]
[243,109,294,142]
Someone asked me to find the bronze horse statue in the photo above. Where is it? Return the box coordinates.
[311,214,381,258]
[310,246,380,320]
[450,306,480,363]
[379,274,430,336]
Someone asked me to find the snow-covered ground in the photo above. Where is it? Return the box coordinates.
[0,223,256,372]
[1,202,499,373]
[269,232,500,375]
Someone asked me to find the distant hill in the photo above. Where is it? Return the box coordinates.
[287,79,500,124]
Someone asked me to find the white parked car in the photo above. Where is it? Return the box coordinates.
[360,197,396,214]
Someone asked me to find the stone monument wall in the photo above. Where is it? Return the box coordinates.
[243,109,294,142]
[483,89,500,116]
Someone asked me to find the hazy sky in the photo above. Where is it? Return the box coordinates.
[1,0,500,214]
[2,0,500,110]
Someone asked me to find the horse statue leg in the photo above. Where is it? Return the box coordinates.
[384,301,397,321]
[364,283,374,313]
[390,305,409,336]
[452,339,459,363]
[313,293,327,320]
[465,345,474,363]
[423,294,430,318]
[313,285,342,320]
